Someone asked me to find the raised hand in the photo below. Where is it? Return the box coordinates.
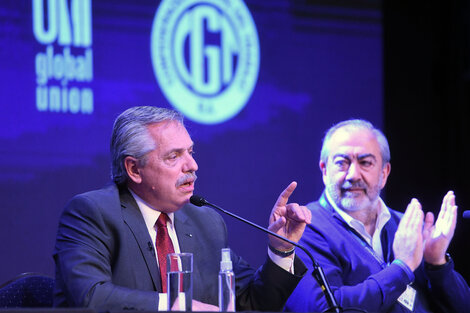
[393,198,425,271]
[268,181,312,252]
[423,191,458,265]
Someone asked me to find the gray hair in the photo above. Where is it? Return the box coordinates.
[320,119,391,167]
[110,106,184,184]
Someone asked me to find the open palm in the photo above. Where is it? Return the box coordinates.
[423,191,458,265]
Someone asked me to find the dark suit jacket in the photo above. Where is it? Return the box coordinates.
[285,192,470,313]
[53,183,306,311]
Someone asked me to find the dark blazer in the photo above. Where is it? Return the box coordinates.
[284,192,470,313]
[53,183,306,311]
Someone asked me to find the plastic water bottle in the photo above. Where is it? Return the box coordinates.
[218,248,235,311]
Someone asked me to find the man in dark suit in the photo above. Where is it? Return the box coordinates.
[53,106,311,311]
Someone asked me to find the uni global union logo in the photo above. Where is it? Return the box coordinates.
[150,0,260,124]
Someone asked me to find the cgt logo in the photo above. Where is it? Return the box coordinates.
[151,0,260,124]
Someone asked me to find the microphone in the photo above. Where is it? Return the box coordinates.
[190,195,341,313]
[463,211,470,219]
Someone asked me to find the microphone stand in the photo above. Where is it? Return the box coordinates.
[193,197,342,313]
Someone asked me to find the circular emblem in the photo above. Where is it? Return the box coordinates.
[151,0,260,124]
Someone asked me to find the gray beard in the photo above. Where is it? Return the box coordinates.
[339,193,376,212]
[326,178,383,213]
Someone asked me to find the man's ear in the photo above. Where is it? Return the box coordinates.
[319,160,328,185]
[124,156,142,184]
[319,160,327,175]
[380,162,391,189]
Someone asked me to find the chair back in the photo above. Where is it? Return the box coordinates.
[0,272,54,307]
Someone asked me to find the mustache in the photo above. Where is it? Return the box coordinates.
[341,181,367,190]
[176,172,197,187]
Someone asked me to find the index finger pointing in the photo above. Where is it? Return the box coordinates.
[275,181,297,208]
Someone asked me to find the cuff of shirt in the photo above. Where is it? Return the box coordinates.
[268,248,295,273]
[392,259,415,283]
[158,293,167,311]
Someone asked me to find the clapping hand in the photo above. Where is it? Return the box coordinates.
[423,191,458,265]
[393,198,425,271]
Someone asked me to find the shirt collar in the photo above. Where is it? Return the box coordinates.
[128,188,175,232]
[325,189,391,241]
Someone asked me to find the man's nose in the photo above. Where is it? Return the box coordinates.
[183,152,198,173]
[345,162,361,181]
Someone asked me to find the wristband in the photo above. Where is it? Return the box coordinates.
[268,244,295,257]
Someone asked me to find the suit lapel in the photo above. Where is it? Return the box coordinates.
[174,207,203,293]
[119,187,161,291]
[174,208,195,253]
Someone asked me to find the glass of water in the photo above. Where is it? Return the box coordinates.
[167,253,193,311]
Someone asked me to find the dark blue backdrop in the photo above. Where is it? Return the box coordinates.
[0,0,382,282]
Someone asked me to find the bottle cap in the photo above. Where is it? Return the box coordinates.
[220,248,233,271]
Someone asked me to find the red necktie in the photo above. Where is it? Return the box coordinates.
[156,213,175,292]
